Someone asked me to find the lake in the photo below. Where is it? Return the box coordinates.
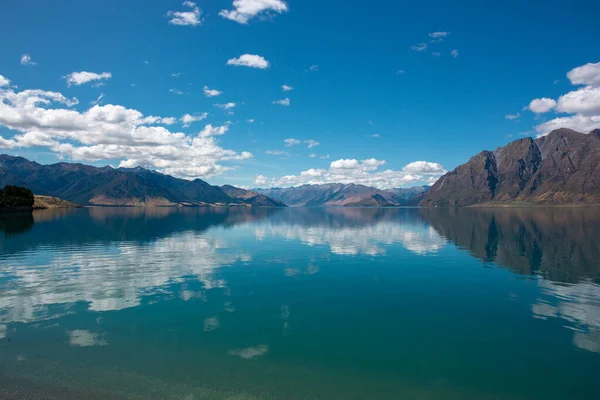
[1,207,599,399]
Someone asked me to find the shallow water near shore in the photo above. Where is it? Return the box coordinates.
[1,207,600,399]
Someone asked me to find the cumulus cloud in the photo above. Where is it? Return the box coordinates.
[257,159,446,189]
[284,138,300,147]
[505,113,520,120]
[203,86,222,97]
[282,85,293,91]
[227,54,270,69]
[167,1,202,26]
[0,84,252,179]
[527,97,557,113]
[219,0,288,24]
[255,174,268,185]
[170,88,185,95]
[180,112,208,127]
[272,97,290,106]
[567,61,600,86]
[555,86,600,115]
[410,43,428,52]
[450,49,459,58]
[308,64,319,72]
[0,75,10,87]
[20,54,37,66]
[64,71,112,87]
[531,61,600,136]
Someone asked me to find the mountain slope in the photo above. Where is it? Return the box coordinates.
[254,183,428,207]
[221,185,286,207]
[0,155,283,207]
[421,128,600,206]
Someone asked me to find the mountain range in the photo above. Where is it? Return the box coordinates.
[254,184,429,207]
[421,128,600,206]
[0,155,284,207]
[2,127,600,208]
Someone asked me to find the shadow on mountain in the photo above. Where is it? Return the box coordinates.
[420,207,600,283]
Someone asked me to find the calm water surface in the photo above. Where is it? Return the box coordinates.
[1,207,599,399]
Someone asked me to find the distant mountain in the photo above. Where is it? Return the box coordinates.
[254,183,429,207]
[0,155,284,207]
[421,128,600,206]
[221,185,286,207]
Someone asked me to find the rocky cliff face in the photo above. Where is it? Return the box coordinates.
[421,128,600,206]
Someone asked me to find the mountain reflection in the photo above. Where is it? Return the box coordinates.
[419,207,600,283]
[420,207,600,353]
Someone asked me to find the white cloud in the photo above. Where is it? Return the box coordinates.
[180,112,208,127]
[531,61,600,136]
[199,124,230,138]
[309,153,316,158]
[219,0,288,24]
[0,75,10,87]
[272,97,290,106]
[505,113,520,120]
[567,61,600,86]
[284,138,300,147]
[20,54,37,66]
[308,64,319,72]
[167,1,202,26]
[203,86,222,97]
[255,174,268,185]
[259,159,446,189]
[410,43,428,52]
[555,86,600,115]
[0,85,252,179]
[428,31,450,39]
[320,154,330,159]
[170,88,185,95]
[214,102,236,110]
[171,72,182,78]
[396,70,406,75]
[536,115,600,136]
[369,134,380,138]
[527,97,557,113]
[304,139,319,148]
[64,71,112,87]
[90,93,105,106]
[450,49,459,58]
[282,85,293,91]
[432,52,441,57]
[227,54,270,69]
[247,119,255,123]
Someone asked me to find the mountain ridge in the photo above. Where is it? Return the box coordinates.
[0,154,285,207]
[254,183,429,207]
[421,128,600,206]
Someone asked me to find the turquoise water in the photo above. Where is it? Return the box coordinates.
[1,207,599,399]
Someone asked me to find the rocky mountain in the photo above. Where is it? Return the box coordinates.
[421,128,600,206]
[254,183,428,207]
[0,155,284,207]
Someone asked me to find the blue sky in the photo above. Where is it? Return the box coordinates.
[1,0,599,189]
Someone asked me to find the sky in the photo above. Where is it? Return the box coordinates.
[0,0,599,189]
